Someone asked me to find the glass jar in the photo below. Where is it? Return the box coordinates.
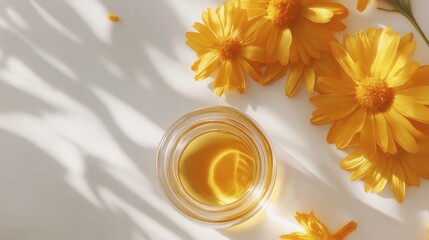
[156,106,276,228]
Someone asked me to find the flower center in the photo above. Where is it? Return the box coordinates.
[217,39,242,60]
[356,78,394,112]
[267,0,301,28]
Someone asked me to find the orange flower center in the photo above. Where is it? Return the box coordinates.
[356,78,394,112]
[267,0,301,28]
[217,39,242,60]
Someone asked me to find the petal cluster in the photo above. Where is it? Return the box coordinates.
[186,0,348,96]
[280,211,357,240]
[310,27,429,202]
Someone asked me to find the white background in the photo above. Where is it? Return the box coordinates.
[0,0,428,239]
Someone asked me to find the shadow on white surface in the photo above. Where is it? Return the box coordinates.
[0,0,221,240]
[1,0,429,240]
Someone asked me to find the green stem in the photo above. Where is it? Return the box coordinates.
[379,0,429,48]
[401,11,429,48]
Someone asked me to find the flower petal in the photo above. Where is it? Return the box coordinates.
[393,95,429,124]
[373,113,389,153]
[303,6,334,23]
[260,62,288,84]
[278,28,292,65]
[331,41,363,80]
[372,28,400,80]
[311,100,357,124]
[231,61,246,93]
[340,150,365,170]
[238,57,261,81]
[357,0,370,12]
[285,63,304,96]
[360,114,376,158]
[391,161,406,203]
[241,46,265,62]
[336,109,366,149]
[384,111,419,154]
[214,61,230,96]
[304,66,316,93]
[193,51,219,80]
[396,86,429,104]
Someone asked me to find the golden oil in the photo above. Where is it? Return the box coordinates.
[157,106,275,228]
[178,131,255,206]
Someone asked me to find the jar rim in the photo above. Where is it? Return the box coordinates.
[156,106,276,228]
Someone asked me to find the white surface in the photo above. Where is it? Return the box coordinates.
[0,0,429,239]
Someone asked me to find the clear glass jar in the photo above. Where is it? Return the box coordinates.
[156,106,276,228]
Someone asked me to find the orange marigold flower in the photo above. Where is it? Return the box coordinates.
[240,0,348,96]
[341,141,429,203]
[311,27,429,157]
[186,1,265,96]
[280,211,357,240]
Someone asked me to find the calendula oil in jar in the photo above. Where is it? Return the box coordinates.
[157,106,276,228]
[178,131,255,206]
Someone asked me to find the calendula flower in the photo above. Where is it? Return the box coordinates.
[240,0,348,96]
[280,211,357,240]
[356,0,429,47]
[311,27,429,157]
[341,142,429,203]
[186,1,264,96]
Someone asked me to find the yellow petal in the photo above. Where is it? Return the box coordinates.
[350,157,371,180]
[238,57,261,81]
[327,118,346,144]
[385,108,425,139]
[373,113,389,152]
[285,63,304,96]
[387,62,419,88]
[304,67,316,93]
[388,41,416,78]
[340,150,366,170]
[360,114,376,158]
[391,161,406,203]
[400,159,420,186]
[214,61,230,96]
[372,29,400,79]
[316,77,355,94]
[384,112,419,154]
[303,7,334,23]
[266,26,280,61]
[336,109,366,149]
[186,32,214,48]
[393,95,429,124]
[331,221,358,239]
[278,28,292,65]
[231,61,246,93]
[357,0,371,12]
[193,51,219,80]
[407,154,429,179]
[405,65,429,88]
[396,86,429,104]
[311,100,357,124]
[372,156,391,193]
[193,22,218,43]
[241,46,264,62]
[207,8,223,37]
[260,62,288,84]
[330,41,363,81]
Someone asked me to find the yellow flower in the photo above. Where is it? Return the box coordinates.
[310,27,429,157]
[186,1,265,96]
[356,0,370,12]
[280,211,357,240]
[240,0,348,96]
[341,141,429,203]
